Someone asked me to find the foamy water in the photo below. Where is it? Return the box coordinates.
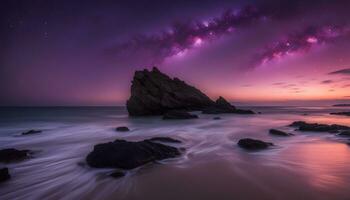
[1,106,350,200]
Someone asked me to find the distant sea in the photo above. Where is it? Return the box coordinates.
[1,106,350,200]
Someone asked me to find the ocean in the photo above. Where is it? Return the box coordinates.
[1,106,350,200]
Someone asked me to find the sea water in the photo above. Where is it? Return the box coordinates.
[0,106,350,200]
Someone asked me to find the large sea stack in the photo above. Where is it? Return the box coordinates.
[127,67,214,116]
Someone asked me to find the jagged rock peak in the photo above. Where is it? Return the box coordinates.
[127,67,215,116]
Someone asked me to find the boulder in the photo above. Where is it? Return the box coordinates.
[330,112,350,116]
[127,67,214,116]
[0,148,30,163]
[147,137,182,143]
[238,138,273,150]
[86,139,181,169]
[163,110,198,120]
[22,130,42,135]
[269,129,294,136]
[289,121,350,133]
[116,126,130,132]
[202,96,254,114]
[0,168,10,182]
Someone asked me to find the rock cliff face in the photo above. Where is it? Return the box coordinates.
[127,67,214,116]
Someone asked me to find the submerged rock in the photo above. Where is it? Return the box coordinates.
[0,168,10,182]
[148,137,182,143]
[86,139,181,169]
[0,148,30,163]
[116,126,130,132]
[163,110,198,120]
[333,104,350,107]
[109,171,125,178]
[269,129,294,136]
[202,96,254,114]
[21,130,42,135]
[213,117,221,120]
[289,121,350,133]
[126,67,214,116]
[238,138,273,150]
[330,112,350,116]
[338,131,350,137]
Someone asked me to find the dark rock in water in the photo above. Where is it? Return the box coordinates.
[330,112,350,116]
[162,110,198,120]
[202,96,254,114]
[0,148,30,163]
[0,168,10,182]
[333,104,350,107]
[289,121,350,133]
[269,129,294,136]
[213,117,221,120]
[86,139,181,169]
[238,138,273,150]
[116,126,130,132]
[126,67,214,116]
[110,171,125,178]
[338,131,350,137]
[148,137,182,143]
[22,129,42,135]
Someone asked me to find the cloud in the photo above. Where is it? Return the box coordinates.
[321,80,334,84]
[272,82,285,86]
[255,25,350,66]
[344,96,350,98]
[342,84,350,88]
[329,68,350,75]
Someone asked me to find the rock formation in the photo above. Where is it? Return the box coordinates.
[127,67,214,116]
[126,67,255,116]
[289,121,350,133]
[237,138,273,150]
[269,129,294,136]
[116,126,130,132]
[202,96,254,114]
[0,148,30,163]
[0,168,10,182]
[330,112,350,116]
[86,138,181,169]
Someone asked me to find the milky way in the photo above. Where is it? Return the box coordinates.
[255,25,350,66]
[110,5,265,64]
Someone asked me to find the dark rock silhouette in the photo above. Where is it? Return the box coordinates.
[163,110,198,120]
[21,130,42,135]
[127,67,214,116]
[116,126,130,132]
[109,171,125,178]
[213,117,221,120]
[238,138,273,150]
[289,121,350,133]
[333,104,350,107]
[148,137,182,143]
[0,168,10,182]
[269,129,294,136]
[86,139,181,169]
[126,67,255,116]
[202,96,254,114]
[330,112,350,116]
[338,131,350,137]
[0,148,30,163]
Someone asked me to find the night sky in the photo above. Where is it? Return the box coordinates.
[2,0,350,106]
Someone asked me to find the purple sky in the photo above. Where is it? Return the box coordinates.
[1,0,350,106]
